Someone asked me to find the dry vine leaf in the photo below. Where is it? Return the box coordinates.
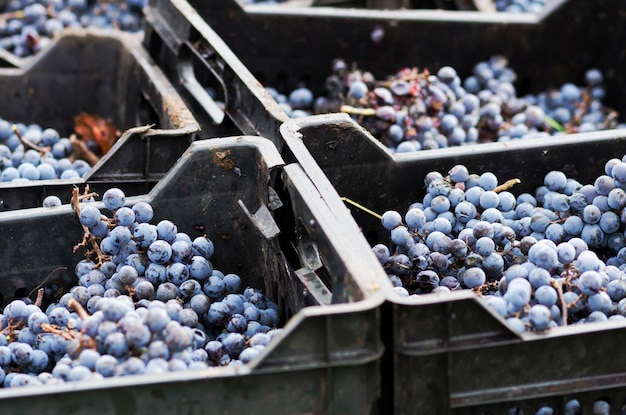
[213,150,236,170]
[73,113,120,156]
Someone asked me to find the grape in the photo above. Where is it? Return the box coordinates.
[606,280,626,302]
[42,195,62,207]
[108,226,131,247]
[11,342,33,366]
[133,223,157,249]
[156,220,178,243]
[114,207,135,226]
[131,202,153,223]
[221,333,245,359]
[544,171,567,192]
[288,88,314,110]
[79,206,101,228]
[534,285,557,307]
[461,268,485,289]
[528,304,552,330]
[147,240,172,264]
[166,262,190,285]
[102,188,125,211]
[528,244,558,270]
[192,237,214,259]
[171,240,194,264]
[223,294,245,316]
[381,210,402,230]
[223,274,242,294]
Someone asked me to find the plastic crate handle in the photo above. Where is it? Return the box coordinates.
[176,42,226,126]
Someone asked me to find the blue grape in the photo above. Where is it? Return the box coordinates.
[147,240,172,264]
[192,236,214,259]
[133,223,157,249]
[102,188,125,211]
[381,210,402,230]
[156,220,178,243]
[132,202,153,223]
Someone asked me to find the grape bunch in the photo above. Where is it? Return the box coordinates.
[0,0,146,58]
[268,56,621,153]
[373,154,626,332]
[492,398,607,415]
[0,187,283,388]
[495,0,549,12]
[0,119,98,182]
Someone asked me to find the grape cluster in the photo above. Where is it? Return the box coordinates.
[268,56,621,153]
[0,188,283,388]
[373,155,626,332]
[495,0,549,12]
[0,119,94,182]
[0,0,145,58]
[493,398,608,415]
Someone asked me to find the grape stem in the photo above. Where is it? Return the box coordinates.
[551,279,568,327]
[494,178,521,193]
[0,10,25,21]
[34,288,44,308]
[71,186,110,267]
[570,89,592,129]
[41,323,76,341]
[67,297,90,321]
[69,134,100,167]
[12,124,50,155]
[26,266,67,300]
[340,105,376,116]
[602,110,619,130]
[340,197,382,219]
[1,319,24,343]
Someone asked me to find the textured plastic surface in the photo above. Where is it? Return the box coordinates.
[184,0,625,122]
[0,136,387,414]
[0,28,201,211]
[280,114,626,413]
[142,0,289,149]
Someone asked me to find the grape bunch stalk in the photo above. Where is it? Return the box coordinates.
[0,186,283,388]
[372,155,626,332]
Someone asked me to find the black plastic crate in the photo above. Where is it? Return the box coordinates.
[183,0,625,120]
[281,113,626,413]
[0,28,201,211]
[142,0,289,149]
[0,136,387,414]
[141,2,626,411]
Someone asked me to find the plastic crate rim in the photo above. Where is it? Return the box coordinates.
[236,0,571,24]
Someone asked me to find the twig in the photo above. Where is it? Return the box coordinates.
[0,10,25,21]
[340,105,376,116]
[12,124,49,154]
[551,279,568,326]
[340,197,382,220]
[71,187,110,267]
[601,110,620,130]
[1,319,24,342]
[69,134,100,167]
[494,178,521,193]
[572,89,592,127]
[67,297,90,321]
[41,323,76,341]
[34,288,44,308]
[27,266,67,300]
